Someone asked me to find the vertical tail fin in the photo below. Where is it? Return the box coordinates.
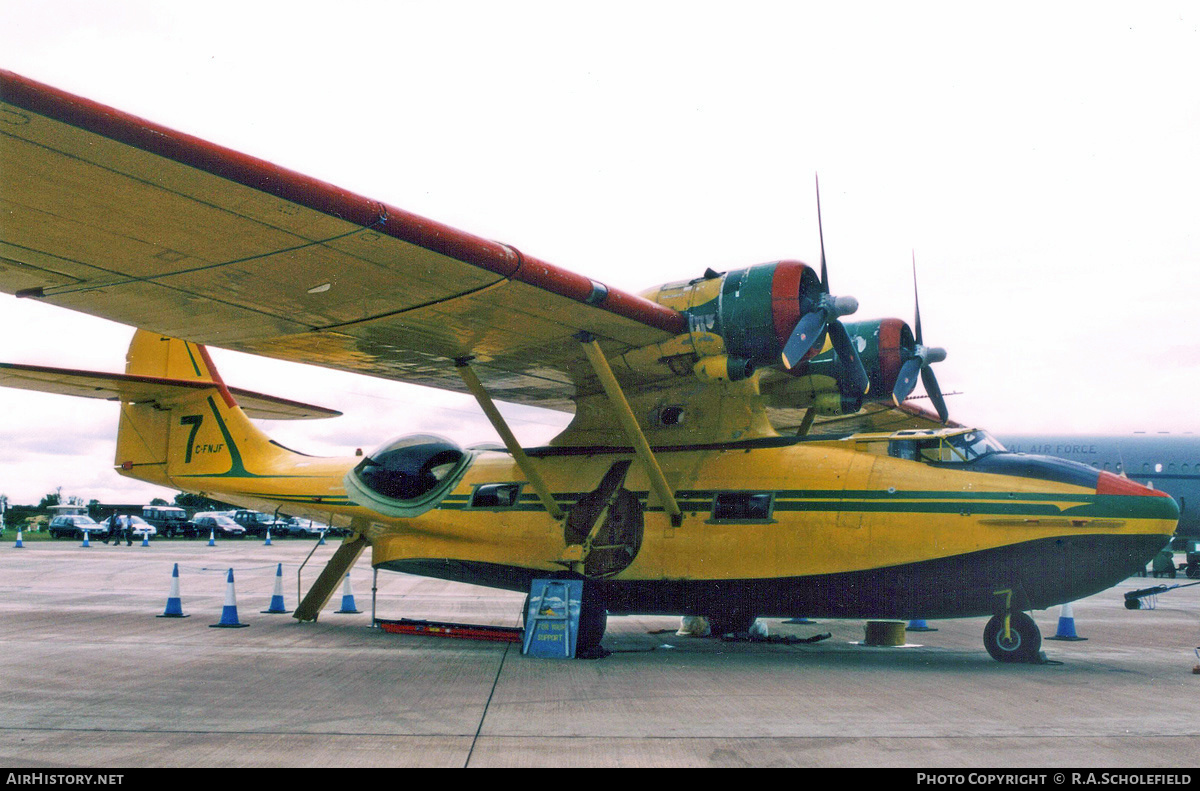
[117,330,280,487]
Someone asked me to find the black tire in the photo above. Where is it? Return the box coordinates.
[575,601,608,658]
[983,611,1042,663]
[706,610,757,636]
[1186,564,1200,580]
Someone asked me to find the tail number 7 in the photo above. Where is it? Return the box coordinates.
[180,414,203,463]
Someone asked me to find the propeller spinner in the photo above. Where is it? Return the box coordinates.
[780,178,869,401]
[891,254,949,422]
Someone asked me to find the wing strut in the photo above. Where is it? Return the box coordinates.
[454,358,566,521]
[577,334,683,527]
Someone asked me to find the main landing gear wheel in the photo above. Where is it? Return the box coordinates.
[575,600,608,659]
[706,611,757,637]
[983,611,1042,663]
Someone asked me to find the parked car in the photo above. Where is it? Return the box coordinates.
[229,510,282,537]
[141,505,195,538]
[47,514,106,540]
[277,516,327,538]
[190,512,246,539]
[100,514,157,540]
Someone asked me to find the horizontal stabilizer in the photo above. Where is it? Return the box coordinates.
[0,362,342,421]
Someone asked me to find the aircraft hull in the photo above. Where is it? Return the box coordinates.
[380,532,1167,620]
[364,442,1177,620]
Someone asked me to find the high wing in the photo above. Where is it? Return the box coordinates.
[0,70,685,414]
[0,362,340,421]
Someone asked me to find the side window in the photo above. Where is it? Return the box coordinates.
[470,483,523,509]
[711,491,775,523]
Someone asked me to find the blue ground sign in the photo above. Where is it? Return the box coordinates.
[522,579,582,658]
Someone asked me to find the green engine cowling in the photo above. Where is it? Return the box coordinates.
[800,317,915,410]
[685,261,826,367]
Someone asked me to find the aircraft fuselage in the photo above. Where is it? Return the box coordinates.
[162,434,1177,621]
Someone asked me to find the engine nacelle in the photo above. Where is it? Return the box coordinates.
[660,261,825,367]
[802,317,915,403]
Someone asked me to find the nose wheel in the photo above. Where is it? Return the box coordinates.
[983,611,1042,663]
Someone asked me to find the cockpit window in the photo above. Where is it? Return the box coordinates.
[345,434,473,517]
[888,430,1006,464]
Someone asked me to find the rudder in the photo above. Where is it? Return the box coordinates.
[117,330,279,487]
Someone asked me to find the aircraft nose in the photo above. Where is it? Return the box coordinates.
[1096,470,1175,500]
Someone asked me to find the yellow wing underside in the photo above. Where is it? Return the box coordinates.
[0,72,678,413]
[0,71,940,441]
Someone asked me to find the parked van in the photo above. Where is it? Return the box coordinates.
[142,505,194,538]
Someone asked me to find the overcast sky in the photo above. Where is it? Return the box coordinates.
[2,2,1198,505]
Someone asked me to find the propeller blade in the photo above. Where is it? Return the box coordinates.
[907,252,948,422]
[816,174,829,291]
[827,320,869,398]
[892,357,923,405]
[783,175,861,377]
[781,310,827,369]
[912,251,923,345]
[921,364,949,423]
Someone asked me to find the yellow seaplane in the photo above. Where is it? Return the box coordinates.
[0,70,1177,661]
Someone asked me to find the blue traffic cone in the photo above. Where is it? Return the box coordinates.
[1047,602,1087,641]
[80,529,91,548]
[158,563,190,618]
[335,573,361,614]
[906,619,938,632]
[14,526,24,548]
[261,563,290,614]
[207,528,216,547]
[318,530,326,545]
[141,530,150,547]
[210,568,248,628]
[263,527,272,546]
